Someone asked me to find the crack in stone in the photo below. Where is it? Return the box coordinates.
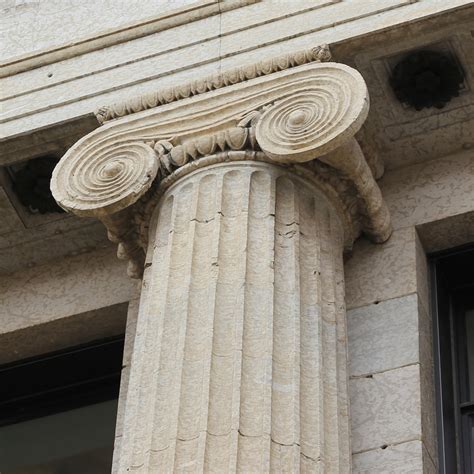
[352,436,422,455]
[190,217,215,224]
[350,362,420,380]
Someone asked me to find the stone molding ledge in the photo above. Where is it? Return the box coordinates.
[0,0,258,78]
[51,46,392,278]
[95,45,332,123]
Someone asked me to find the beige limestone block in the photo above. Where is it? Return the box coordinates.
[347,294,420,377]
[0,246,135,333]
[347,234,435,472]
[417,209,474,254]
[116,161,351,473]
[380,149,474,231]
[352,440,424,473]
[350,364,422,454]
[345,226,418,310]
[347,294,437,470]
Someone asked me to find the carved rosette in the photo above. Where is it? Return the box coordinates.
[51,49,391,278]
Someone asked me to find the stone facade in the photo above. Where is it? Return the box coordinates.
[1,1,474,473]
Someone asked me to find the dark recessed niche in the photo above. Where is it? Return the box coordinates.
[390,49,464,111]
[10,155,64,214]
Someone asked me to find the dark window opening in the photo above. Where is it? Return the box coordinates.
[431,245,474,474]
[7,155,64,215]
[0,336,124,473]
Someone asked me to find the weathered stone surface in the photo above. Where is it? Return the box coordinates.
[0,302,127,365]
[112,293,140,474]
[0,246,135,333]
[2,0,470,141]
[117,161,351,472]
[347,294,420,377]
[48,47,392,472]
[345,227,417,310]
[381,149,474,231]
[417,209,474,254]
[350,364,421,454]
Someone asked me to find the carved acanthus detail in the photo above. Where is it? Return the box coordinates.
[51,51,392,278]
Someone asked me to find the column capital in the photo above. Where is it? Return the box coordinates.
[51,45,391,277]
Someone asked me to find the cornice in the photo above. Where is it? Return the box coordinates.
[95,45,332,124]
[51,47,392,277]
[0,0,258,78]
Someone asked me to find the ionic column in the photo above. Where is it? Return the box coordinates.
[51,49,391,473]
[127,156,350,472]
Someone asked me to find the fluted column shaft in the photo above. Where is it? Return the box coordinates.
[117,161,350,473]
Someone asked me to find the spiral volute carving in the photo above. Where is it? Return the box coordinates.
[255,64,369,163]
[51,141,158,217]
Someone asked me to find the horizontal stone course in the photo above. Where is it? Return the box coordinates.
[350,364,422,454]
[381,149,474,231]
[347,293,420,377]
[345,226,417,310]
[0,246,135,334]
[352,439,435,473]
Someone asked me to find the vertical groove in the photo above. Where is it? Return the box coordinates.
[271,176,300,472]
[117,163,351,473]
[237,170,275,473]
[298,190,323,471]
[174,174,219,472]
[127,194,176,472]
[331,211,351,472]
[147,182,198,471]
[204,170,249,472]
[318,203,340,472]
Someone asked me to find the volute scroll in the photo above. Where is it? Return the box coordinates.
[51,141,158,218]
[255,65,369,163]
